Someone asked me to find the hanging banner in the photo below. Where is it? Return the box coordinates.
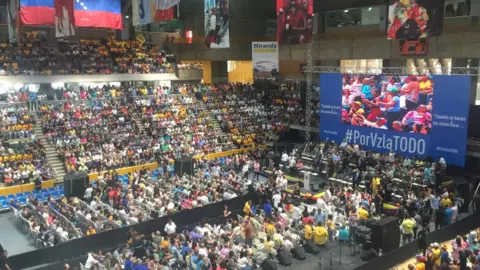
[20,0,122,29]
[55,0,75,37]
[252,42,279,87]
[319,73,471,167]
[132,0,177,26]
[387,0,445,40]
[7,0,19,41]
[204,0,229,48]
[276,0,313,45]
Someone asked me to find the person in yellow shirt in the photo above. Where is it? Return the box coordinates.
[326,215,336,242]
[86,226,97,236]
[304,220,314,241]
[358,205,369,220]
[264,220,275,237]
[372,174,381,192]
[401,215,416,244]
[415,256,426,270]
[314,222,328,246]
[243,200,252,217]
[160,237,170,250]
[440,195,452,208]
[429,243,441,267]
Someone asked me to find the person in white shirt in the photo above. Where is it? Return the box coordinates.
[317,196,327,211]
[292,206,302,226]
[84,184,93,202]
[164,219,176,235]
[272,192,282,208]
[324,189,332,202]
[281,151,289,168]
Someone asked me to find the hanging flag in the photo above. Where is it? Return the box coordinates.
[74,0,123,29]
[133,0,177,25]
[19,0,122,29]
[55,0,75,37]
[155,0,180,10]
[20,0,55,25]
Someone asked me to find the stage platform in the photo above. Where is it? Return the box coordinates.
[260,170,328,199]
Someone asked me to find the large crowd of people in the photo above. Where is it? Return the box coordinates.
[341,75,433,133]
[0,33,176,76]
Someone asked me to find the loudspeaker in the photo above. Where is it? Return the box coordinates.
[304,241,319,254]
[290,246,306,260]
[260,259,277,270]
[276,250,292,266]
[63,172,89,198]
[174,158,193,176]
[360,248,378,261]
[456,181,471,213]
[370,216,400,253]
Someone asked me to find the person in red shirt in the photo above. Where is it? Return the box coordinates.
[285,2,306,44]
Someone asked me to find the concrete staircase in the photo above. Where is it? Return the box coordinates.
[32,114,67,182]
[196,102,232,143]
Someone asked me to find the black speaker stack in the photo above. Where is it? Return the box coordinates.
[370,216,400,253]
[174,157,194,176]
[63,172,89,198]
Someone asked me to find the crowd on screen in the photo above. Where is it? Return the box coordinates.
[0,32,176,76]
[341,75,433,134]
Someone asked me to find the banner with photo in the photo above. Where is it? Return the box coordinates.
[276,0,313,45]
[55,0,75,38]
[252,42,279,88]
[319,73,470,167]
[133,0,178,26]
[204,0,229,48]
[387,0,445,40]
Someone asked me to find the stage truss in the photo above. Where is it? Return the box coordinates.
[302,66,480,75]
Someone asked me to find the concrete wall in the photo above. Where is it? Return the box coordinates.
[227,61,253,83]
[178,69,203,81]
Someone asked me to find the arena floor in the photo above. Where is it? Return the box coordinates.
[288,241,366,270]
[0,212,37,255]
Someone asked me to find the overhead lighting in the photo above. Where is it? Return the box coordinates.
[344,9,349,13]
[368,7,372,11]
[126,15,130,19]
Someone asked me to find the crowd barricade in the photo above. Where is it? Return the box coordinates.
[7,193,259,269]
[193,145,267,160]
[87,163,159,181]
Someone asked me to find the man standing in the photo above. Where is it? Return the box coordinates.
[164,219,177,235]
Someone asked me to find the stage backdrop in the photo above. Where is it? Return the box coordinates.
[252,41,279,87]
[132,0,178,26]
[319,73,470,167]
[387,0,445,40]
[276,0,313,45]
[204,0,229,48]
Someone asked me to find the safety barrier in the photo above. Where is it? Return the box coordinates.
[87,162,159,181]
[193,145,267,160]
